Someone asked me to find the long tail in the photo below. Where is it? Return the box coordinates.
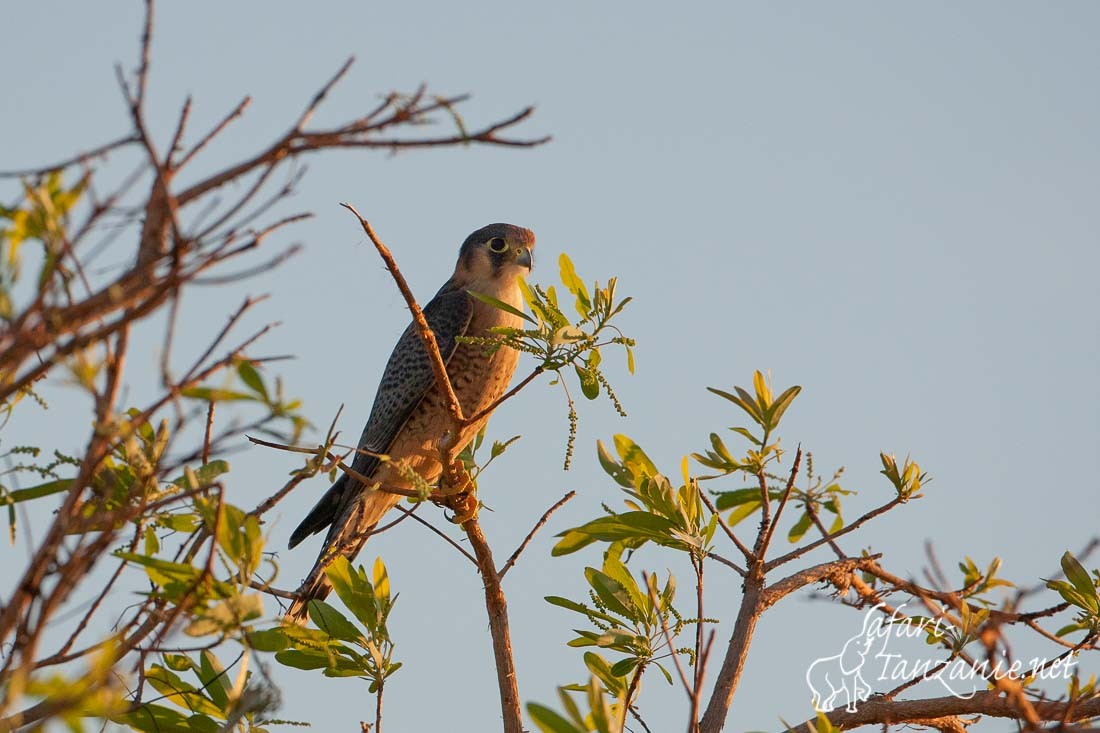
[285,537,370,621]
[286,481,401,622]
[288,474,349,550]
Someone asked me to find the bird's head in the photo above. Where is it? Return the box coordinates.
[454,223,535,289]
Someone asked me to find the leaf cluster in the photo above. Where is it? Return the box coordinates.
[272,557,400,692]
[464,253,635,468]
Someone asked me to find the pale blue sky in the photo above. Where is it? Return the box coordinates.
[4,2,1099,731]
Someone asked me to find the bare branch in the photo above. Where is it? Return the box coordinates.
[765,496,904,572]
[341,204,465,425]
[762,556,881,608]
[757,446,802,557]
[464,367,543,428]
[783,693,1100,732]
[176,96,252,169]
[698,573,765,733]
[498,491,576,580]
[391,504,476,565]
[699,490,754,564]
[463,518,523,733]
[0,134,141,178]
[295,56,356,131]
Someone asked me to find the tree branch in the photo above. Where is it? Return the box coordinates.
[784,692,1100,732]
[462,518,523,733]
[498,490,575,580]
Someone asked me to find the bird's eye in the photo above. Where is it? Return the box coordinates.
[487,237,508,253]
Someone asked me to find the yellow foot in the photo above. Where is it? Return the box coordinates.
[444,490,480,524]
[442,458,473,494]
[439,459,478,522]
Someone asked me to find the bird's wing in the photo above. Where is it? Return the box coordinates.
[288,281,472,548]
[350,280,473,473]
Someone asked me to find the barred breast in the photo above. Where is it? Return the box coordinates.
[358,293,523,518]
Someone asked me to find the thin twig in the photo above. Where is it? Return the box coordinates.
[764,496,903,572]
[341,204,465,424]
[698,490,754,564]
[498,491,576,580]
[177,96,252,169]
[757,446,802,558]
[295,56,356,131]
[464,367,543,427]
[0,134,141,178]
[391,504,476,565]
[202,401,215,465]
[166,95,192,169]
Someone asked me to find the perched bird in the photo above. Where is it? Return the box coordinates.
[286,223,535,621]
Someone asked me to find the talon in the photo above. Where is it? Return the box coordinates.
[442,459,474,495]
[444,490,480,524]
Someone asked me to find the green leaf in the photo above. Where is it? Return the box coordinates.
[587,679,613,733]
[612,434,658,480]
[274,649,332,671]
[575,363,600,400]
[170,460,229,490]
[184,594,264,636]
[752,370,772,407]
[308,600,365,642]
[467,289,535,323]
[372,556,390,602]
[0,478,73,506]
[550,530,597,557]
[1056,621,1090,637]
[727,500,762,526]
[787,511,813,542]
[144,665,223,717]
[729,426,758,444]
[557,687,586,727]
[527,703,584,733]
[246,628,290,652]
[237,361,269,401]
[187,715,222,733]
[212,503,262,576]
[555,512,678,552]
[558,253,592,318]
[114,703,194,733]
[766,385,801,428]
[653,661,674,685]
[714,488,762,511]
[584,567,635,618]
[544,596,622,626]
[115,552,200,588]
[601,554,648,620]
[583,652,625,696]
[325,556,386,635]
[156,512,201,532]
[490,435,521,459]
[198,651,229,710]
[162,654,195,672]
[144,526,159,556]
[180,387,256,402]
[596,440,634,488]
[1061,551,1096,600]
[610,657,640,677]
[707,387,763,427]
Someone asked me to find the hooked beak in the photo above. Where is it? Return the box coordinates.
[514,246,533,270]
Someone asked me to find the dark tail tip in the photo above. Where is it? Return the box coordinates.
[287,472,349,550]
[287,526,309,550]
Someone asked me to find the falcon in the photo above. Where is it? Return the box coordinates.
[286,223,535,620]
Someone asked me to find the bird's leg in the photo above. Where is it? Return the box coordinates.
[439,457,479,524]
